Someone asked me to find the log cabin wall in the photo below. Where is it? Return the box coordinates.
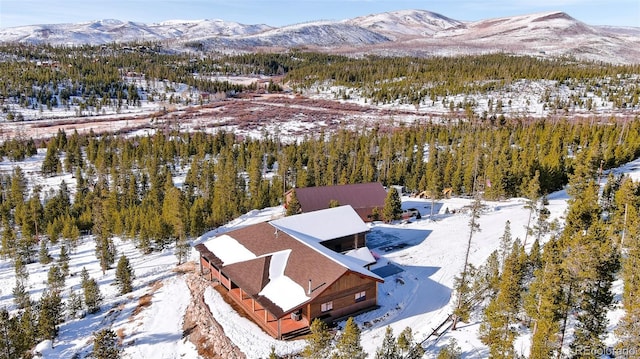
[308,272,378,321]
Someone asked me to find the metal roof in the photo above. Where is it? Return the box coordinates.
[291,182,387,213]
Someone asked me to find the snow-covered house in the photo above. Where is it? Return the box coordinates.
[194,206,383,339]
[284,182,387,222]
[270,204,369,252]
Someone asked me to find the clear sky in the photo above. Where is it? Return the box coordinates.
[1,0,639,29]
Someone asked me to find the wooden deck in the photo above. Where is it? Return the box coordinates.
[226,287,310,339]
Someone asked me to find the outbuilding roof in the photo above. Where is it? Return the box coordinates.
[290,182,387,214]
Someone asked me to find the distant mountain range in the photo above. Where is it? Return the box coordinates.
[1,10,639,64]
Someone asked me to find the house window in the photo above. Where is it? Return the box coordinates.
[355,291,366,302]
[321,301,333,312]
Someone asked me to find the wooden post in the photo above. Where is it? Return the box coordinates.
[277,319,282,340]
[375,281,379,304]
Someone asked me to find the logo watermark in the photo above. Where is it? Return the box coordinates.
[574,345,638,358]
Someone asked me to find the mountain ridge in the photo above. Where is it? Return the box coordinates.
[1,9,638,64]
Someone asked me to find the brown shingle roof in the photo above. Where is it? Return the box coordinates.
[230,222,348,298]
[291,182,387,213]
[196,222,380,317]
[224,255,271,296]
[194,243,222,268]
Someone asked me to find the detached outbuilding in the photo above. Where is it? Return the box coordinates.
[284,182,387,222]
[195,205,383,339]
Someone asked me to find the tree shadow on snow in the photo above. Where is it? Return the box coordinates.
[124,331,183,347]
[429,335,489,359]
[360,264,451,329]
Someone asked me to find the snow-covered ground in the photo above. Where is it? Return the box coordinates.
[1,151,638,358]
[306,76,639,121]
[2,70,638,144]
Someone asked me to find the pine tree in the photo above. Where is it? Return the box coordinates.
[453,194,482,330]
[58,244,70,277]
[67,289,83,319]
[115,255,134,295]
[532,197,552,243]
[9,166,26,208]
[285,189,301,216]
[93,328,120,359]
[41,140,62,177]
[0,308,13,359]
[15,307,37,357]
[397,326,413,354]
[37,289,63,341]
[47,265,65,291]
[175,234,190,265]
[479,241,524,358]
[451,263,477,329]
[4,310,31,359]
[92,192,116,273]
[302,319,332,359]
[188,197,209,237]
[498,221,513,267]
[616,305,640,355]
[436,338,462,359]
[477,251,502,302]
[397,326,424,359]
[14,256,28,282]
[82,268,102,314]
[1,223,17,259]
[615,194,640,352]
[38,238,53,264]
[425,140,443,219]
[95,235,116,275]
[566,224,619,356]
[13,279,31,309]
[370,206,381,221]
[526,239,564,359]
[383,187,402,223]
[162,177,185,242]
[80,266,89,284]
[248,152,265,210]
[523,170,540,246]
[332,317,366,359]
[375,326,400,359]
[61,215,81,250]
[527,238,543,277]
[46,217,63,244]
[268,345,280,359]
[551,162,618,355]
[15,191,43,263]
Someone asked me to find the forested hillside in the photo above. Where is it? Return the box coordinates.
[0,42,640,357]
[1,44,639,122]
[0,114,639,355]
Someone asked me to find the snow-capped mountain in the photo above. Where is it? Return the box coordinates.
[0,10,638,64]
[346,9,465,39]
[0,18,273,45]
[450,11,638,63]
[187,21,391,49]
[347,10,640,65]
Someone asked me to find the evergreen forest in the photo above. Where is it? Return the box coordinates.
[1,44,639,120]
[0,43,639,357]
